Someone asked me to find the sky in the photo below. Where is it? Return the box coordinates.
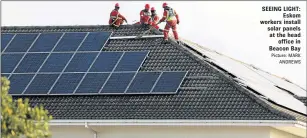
[1,1,306,89]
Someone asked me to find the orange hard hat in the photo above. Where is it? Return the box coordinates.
[151,7,155,11]
[145,4,150,10]
[162,2,168,8]
[115,3,119,7]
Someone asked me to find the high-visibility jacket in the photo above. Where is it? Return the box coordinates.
[159,8,179,22]
[110,9,126,21]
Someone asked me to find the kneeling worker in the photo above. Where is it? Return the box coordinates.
[151,7,160,29]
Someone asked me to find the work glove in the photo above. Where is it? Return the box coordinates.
[177,20,180,25]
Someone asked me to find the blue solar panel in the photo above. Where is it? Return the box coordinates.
[1,34,14,52]
[126,72,161,93]
[65,53,97,72]
[100,73,135,93]
[114,52,148,71]
[89,52,123,72]
[75,73,110,93]
[152,72,187,93]
[78,32,111,51]
[54,33,86,51]
[8,74,34,94]
[29,33,62,52]
[24,74,59,94]
[14,53,49,73]
[5,34,38,52]
[50,73,84,94]
[40,53,73,72]
[1,54,24,73]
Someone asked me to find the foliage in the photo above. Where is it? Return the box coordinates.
[1,77,52,138]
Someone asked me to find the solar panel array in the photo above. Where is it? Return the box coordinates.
[1,32,187,95]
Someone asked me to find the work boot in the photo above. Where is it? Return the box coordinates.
[177,40,181,45]
[162,39,169,44]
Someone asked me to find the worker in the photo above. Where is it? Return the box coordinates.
[158,3,180,44]
[138,4,152,25]
[109,3,127,29]
[150,7,160,29]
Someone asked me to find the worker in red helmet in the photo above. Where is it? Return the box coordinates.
[138,4,152,25]
[150,7,160,29]
[158,3,180,44]
[109,3,127,29]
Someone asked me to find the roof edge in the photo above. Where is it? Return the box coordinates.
[49,120,305,127]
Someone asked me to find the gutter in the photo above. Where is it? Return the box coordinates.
[49,120,306,128]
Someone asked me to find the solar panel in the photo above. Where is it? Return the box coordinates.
[100,73,135,93]
[114,51,148,71]
[5,33,38,52]
[8,74,34,94]
[152,72,187,93]
[126,72,161,93]
[49,73,84,94]
[24,74,59,94]
[1,34,14,52]
[54,33,87,51]
[78,32,111,51]
[29,33,62,52]
[89,52,123,72]
[75,73,110,94]
[14,53,49,73]
[1,54,24,73]
[40,53,73,72]
[64,53,97,72]
[1,32,188,96]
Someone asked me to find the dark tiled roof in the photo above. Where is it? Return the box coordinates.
[3,25,304,120]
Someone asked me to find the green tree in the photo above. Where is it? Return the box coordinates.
[1,76,52,138]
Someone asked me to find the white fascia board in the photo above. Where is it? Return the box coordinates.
[109,35,164,39]
[49,120,305,127]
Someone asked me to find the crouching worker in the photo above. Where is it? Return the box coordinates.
[109,3,127,29]
[135,4,152,26]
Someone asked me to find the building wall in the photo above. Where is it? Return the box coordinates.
[97,126,270,138]
[50,126,272,138]
[50,125,305,138]
[270,128,304,138]
[50,126,93,138]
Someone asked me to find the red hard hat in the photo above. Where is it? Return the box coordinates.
[162,2,168,8]
[151,7,155,11]
[115,3,119,7]
[145,4,150,10]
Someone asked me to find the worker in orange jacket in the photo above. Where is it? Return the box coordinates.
[136,4,152,25]
[150,7,160,29]
[158,3,180,43]
[109,3,127,28]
